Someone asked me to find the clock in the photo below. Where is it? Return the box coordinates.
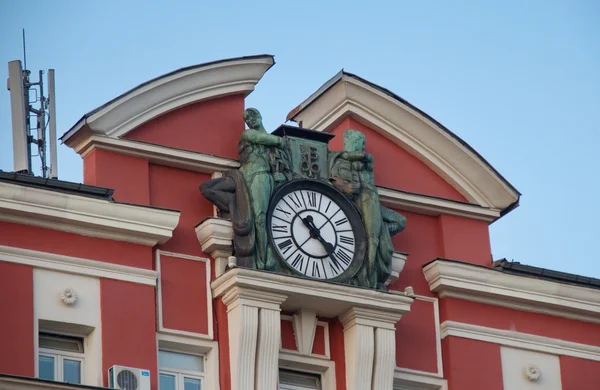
[267,179,366,282]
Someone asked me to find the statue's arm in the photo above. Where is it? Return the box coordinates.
[241,130,284,147]
[341,151,366,161]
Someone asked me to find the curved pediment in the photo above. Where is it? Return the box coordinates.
[287,71,520,212]
[60,55,275,145]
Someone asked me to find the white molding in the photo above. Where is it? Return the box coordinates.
[156,250,213,340]
[280,316,331,359]
[279,351,336,390]
[195,218,234,277]
[74,135,500,223]
[393,367,448,390]
[0,245,157,286]
[423,259,600,324]
[74,135,240,174]
[61,56,274,142]
[293,309,318,356]
[157,332,220,390]
[441,320,600,362]
[407,295,444,378]
[290,75,519,210]
[212,268,413,318]
[0,376,107,390]
[0,181,180,246]
[377,187,499,222]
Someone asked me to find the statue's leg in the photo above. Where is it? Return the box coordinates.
[359,191,382,288]
[249,173,274,270]
[381,206,407,236]
[199,177,236,212]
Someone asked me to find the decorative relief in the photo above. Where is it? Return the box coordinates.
[524,363,541,381]
[60,287,77,306]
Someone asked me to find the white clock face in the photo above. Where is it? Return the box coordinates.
[269,185,358,280]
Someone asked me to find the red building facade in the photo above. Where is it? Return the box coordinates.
[0,55,598,390]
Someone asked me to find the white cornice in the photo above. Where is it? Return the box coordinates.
[423,259,600,324]
[289,75,519,211]
[0,181,180,246]
[212,267,413,318]
[61,55,275,142]
[441,320,600,362]
[378,187,500,222]
[73,134,500,223]
[74,135,240,174]
[0,245,157,286]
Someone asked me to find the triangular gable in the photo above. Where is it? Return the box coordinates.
[287,71,520,213]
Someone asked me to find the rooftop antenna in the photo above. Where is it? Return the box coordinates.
[6,29,58,178]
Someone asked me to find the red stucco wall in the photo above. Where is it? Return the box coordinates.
[100,279,157,390]
[442,337,503,390]
[125,95,246,160]
[0,262,34,376]
[328,117,467,202]
[159,254,209,335]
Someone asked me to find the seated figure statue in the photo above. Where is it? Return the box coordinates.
[329,130,407,289]
[200,108,287,270]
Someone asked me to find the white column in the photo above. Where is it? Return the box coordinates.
[221,287,287,390]
[255,308,282,389]
[343,320,375,390]
[372,327,396,390]
[340,307,404,390]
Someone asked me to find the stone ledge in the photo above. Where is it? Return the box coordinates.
[212,267,413,318]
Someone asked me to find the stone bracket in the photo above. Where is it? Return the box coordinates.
[195,217,233,277]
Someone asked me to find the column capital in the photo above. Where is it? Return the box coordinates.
[340,306,405,331]
[195,217,233,277]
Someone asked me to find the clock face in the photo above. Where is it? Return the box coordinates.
[267,179,366,282]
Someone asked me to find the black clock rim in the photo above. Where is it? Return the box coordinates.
[267,178,367,283]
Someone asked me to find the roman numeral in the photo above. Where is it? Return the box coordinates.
[278,239,294,254]
[291,253,305,270]
[275,206,291,216]
[335,217,348,226]
[336,247,352,266]
[306,191,317,208]
[288,195,301,209]
[339,235,354,245]
[294,192,305,209]
[325,200,331,213]
[272,225,288,233]
[312,261,321,278]
[329,257,341,273]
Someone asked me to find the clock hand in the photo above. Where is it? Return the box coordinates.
[302,216,341,268]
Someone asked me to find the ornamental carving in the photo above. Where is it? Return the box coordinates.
[60,287,77,306]
[524,364,541,381]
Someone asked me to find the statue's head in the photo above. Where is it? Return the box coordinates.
[243,108,263,130]
[344,129,366,152]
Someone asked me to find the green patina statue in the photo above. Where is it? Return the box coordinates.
[329,130,406,288]
[201,109,406,289]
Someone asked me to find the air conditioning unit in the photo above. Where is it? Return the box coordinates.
[108,365,150,390]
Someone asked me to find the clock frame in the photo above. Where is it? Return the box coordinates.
[267,179,366,283]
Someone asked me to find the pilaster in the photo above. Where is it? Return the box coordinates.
[218,284,287,390]
[340,307,405,390]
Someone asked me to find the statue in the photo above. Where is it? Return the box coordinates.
[200,108,288,270]
[329,130,407,288]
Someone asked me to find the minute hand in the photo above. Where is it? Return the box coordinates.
[302,216,341,268]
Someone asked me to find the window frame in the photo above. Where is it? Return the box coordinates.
[38,346,85,384]
[158,348,205,390]
[279,369,322,390]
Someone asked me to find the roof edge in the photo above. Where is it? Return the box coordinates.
[61,54,275,144]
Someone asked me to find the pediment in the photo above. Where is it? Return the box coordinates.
[60,55,275,145]
[287,71,520,212]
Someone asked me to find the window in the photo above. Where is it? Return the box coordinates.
[38,333,84,384]
[158,350,204,390]
[279,370,321,390]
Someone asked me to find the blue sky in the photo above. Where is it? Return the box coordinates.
[1,1,598,277]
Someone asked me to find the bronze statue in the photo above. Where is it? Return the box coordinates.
[201,109,406,289]
[329,130,406,288]
[200,108,288,269]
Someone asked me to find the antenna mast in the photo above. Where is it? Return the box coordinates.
[6,30,58,178]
